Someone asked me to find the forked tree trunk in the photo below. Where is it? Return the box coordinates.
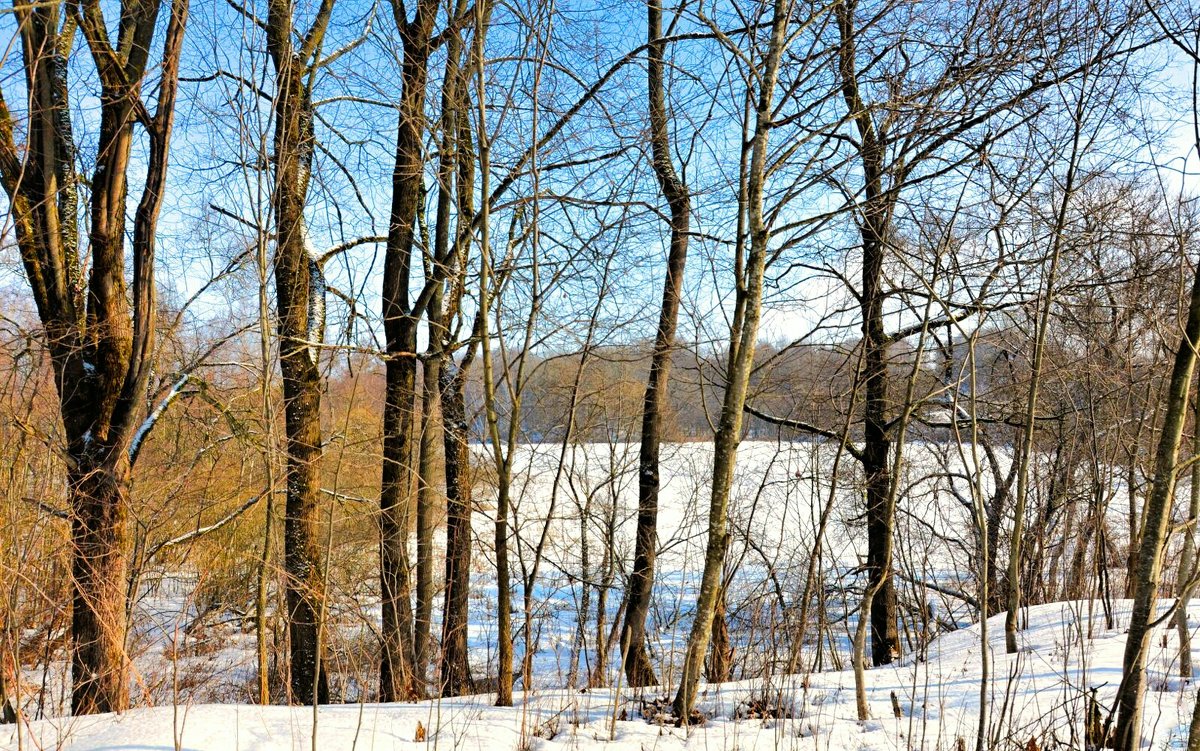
[0,0,188,715]
[704,588,733,683]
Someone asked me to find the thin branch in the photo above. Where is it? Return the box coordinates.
[129,374,192,467]
[142,491,269,563]
[742,401,866,462]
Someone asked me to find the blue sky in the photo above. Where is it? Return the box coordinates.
[0,0,1197,370]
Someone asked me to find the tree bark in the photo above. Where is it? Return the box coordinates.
[265,0,334,705]
[0,0,188,714]
[620,0,690,690]
[671,0,786,717]
[278,354,329,705]
[69,458,131,714]
[1113,242,1200,751]
[704,587,733,683]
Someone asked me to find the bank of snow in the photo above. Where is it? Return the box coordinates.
[6,601,1197,751]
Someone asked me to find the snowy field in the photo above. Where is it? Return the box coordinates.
[4,441,1195,749]
[5,602,1197,750]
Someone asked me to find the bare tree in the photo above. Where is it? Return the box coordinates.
[618,0,692,690]
[828,0,1138,666]
[1113,222,1200,751]
[672,0,793,720]
[263,0,341,704]
[378,0,443,702]
[0,0,189,714]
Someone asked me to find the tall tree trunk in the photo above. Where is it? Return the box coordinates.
[265,0,335,705]
[440,361,475,696]
[272,144,330,708]
[0,0,188,714]
[836,0,898,667]
[435,27,477,696]
[620,0,690,690]
[255,205,278,705]
[671,0,787,717]
[413,0,468,684]
[380,0,440,701]
[1113,243,1200,751]
[472,0,512,705]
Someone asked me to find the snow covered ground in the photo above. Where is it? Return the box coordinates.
[6,442,1193,749]
[5,601,1197,750]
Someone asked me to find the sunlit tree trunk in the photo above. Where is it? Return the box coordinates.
[264,0,337,704]
[380,0,441,702]
[1113,237,1200,751]
[0,0,188,714]
[671,0,788,718]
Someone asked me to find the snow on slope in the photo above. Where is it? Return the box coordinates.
[7,601,1196,751]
